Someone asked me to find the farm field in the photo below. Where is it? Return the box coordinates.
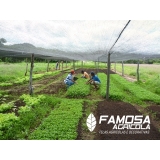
[0,62,160,140]
[111,63,160,95]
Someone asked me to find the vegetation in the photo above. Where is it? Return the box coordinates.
[0,61,160,139]
[0,102,14,113]
[29,99,83,140]
[111,63,160,96]
[66,77,90,98]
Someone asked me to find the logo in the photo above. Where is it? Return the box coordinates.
[99,115,150,130]
[86,113,96,132]
[86,113,150,134]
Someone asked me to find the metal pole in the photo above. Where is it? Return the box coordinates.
[105,20,131,100]
[47,60,49,72]
[114,62,116,73]
[25,58,28,76]
[137,60,140,81]
[106,53,111,100]
[81,61,83,68]
[73,60,75,70]
[122,61,124,76]
[58,61,60,70]
[98,58,99,74]
[62,61,63,71]
[29,54,34,95]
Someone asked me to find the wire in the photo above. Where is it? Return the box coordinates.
[109,20,131,54]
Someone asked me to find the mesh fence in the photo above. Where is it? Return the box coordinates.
[0,20,160,62]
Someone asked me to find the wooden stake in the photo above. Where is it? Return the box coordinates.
[62,61,63,71]
[25,58,28,76]
[73,60,75,70]
[106,53,111,99]
[29,54,34,95]
[137,60,140,81]
[122,61,124,76]
[59,61,60,70]
[114,62,116,73]
[47,60,50,72]
[81,61,83,68]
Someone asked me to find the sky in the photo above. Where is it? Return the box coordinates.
[1,20,160,56]
[0,20,127,51]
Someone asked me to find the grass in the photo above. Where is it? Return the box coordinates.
[111,63,160,81]
[111,63,160,96]
[0,62,70,83]
[76,61,107,69]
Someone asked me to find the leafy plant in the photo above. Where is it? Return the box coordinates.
[99,73,124,101]
[66,77,90,98]
[0,102,14,113]
[29,99,83,140]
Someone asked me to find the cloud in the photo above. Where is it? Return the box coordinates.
[0,20,160,56]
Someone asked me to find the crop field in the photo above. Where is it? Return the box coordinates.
[0,62,160,140]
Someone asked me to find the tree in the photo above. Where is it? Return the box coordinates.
[0,38,7,46]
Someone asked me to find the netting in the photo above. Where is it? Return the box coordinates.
[0,20,160,62]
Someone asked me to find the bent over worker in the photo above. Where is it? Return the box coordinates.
[64,70,76,88]
[86,71,101,89]
[81,70,89,79]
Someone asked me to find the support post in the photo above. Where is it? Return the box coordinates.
[122,61,124,76]
[47,60,49,72]
[59,61,60,70]
[66,61,67,68]
[62,61,63,71]
[114,62,116,73]
[97,58,99,75]
[73,60,75,70]
[137,60,140,81]
[29,54,34,95]
[81,61,83,68]
[106,53,111,100]
[25,58,28,76]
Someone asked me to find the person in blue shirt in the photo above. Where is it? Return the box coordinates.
[86,71,101,89]
[64,70,77,88]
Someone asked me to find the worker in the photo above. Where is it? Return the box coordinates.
[86,71,101,89]
[81,70,89,79]
[64,70,77,88]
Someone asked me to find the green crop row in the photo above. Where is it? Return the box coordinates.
[98,73,124,101]
[0,95,61,139]
[111,74,160,104]
[0,113,19,138]
[29,99,83,140]
[0,102,14,113]
[66,77,90,98]
[20,94,46,106]
[0,70,61,87]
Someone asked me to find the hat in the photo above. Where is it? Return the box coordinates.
[71,70,75,74]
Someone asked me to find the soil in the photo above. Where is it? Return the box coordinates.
[75,68,116,74]
[146,105,160,120]
[36,82,66,95]
[93,100,160,140]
